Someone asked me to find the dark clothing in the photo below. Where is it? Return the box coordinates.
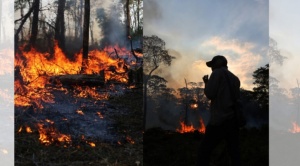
[204,67,240,125]
[198,66,241,166]
[197,120,241,166]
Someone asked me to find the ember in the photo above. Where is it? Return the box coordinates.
[126,136,135,144]
[37,122,71,146]
[26,126,33,133]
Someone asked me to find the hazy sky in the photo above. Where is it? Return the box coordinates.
[144,0,269,90]
[0,0,14,165]
[270,0,300,90]
[270,1,300,165]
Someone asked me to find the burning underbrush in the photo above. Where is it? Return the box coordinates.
[15,43,143,165]
[289,121,300,133]
[176,118,206,134]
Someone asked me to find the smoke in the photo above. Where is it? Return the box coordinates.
[146,100,181,130]
[146,98,210,131]
[96,1,127,48]
[144,0,162,23]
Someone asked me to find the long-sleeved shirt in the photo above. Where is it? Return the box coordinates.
[204,67,240,125]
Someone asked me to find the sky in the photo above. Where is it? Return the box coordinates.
[144,0,269,90]
[270,0,300,90]
[269,0,300,130]
[269,1,300,165]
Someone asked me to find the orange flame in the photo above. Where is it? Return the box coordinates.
[36,122,71,146]
[14,42,137,108]
[190,103,198,109]
[289,121,300,133]
[96,112,104,119]
[176,118,206,134]
[126,136,135,144]
[88,142,96,147]
[76,109,84,115]
[17,126,23,133]
[26,126,33,133]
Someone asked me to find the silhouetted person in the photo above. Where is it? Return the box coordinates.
[197,55,241,166]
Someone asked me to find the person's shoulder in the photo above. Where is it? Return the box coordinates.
[213,68,225,74]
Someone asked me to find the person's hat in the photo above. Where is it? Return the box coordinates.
[206,55,227,67]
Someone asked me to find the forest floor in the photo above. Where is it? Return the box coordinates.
[144,125,268,166]
[15,85,143,166]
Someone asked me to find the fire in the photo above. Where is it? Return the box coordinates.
[176,118,206,134]
[36,121,71,146]
[15,42,139,108]
[72,86,108,100]
[15,41,142,147]
[96,112,104,119]
[126,136,135,144]
[76,109,84,115]
[88,142,96,147]
[289,121,300,133]
[17,126,22,133]
[26,126,33,133]
[190,103,198,109]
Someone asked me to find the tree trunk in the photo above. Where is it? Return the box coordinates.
[81,0,90,73]
[15,4,34,52]
[143,79,148,130]
[143,65,159,130]
[55,0,66,52]
[90,21,94,45]
[137,0,140,31]
[79,0,83,40]
[29,0,40,49]
[73,0,78,39]
[126,0,130,37]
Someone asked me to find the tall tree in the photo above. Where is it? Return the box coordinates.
[15,1,35,51]
[81,0,90,73]
[55,0,66,52]
[253,64,269,121]
[29,0,40,48]
[269,37,286,65]
[78,0,83,40]
[143,35,175,129]
[125,0,131,37]
[137,0,141,31]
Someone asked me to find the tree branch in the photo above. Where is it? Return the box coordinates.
[15,5,34,41]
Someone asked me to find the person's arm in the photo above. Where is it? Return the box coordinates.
[204,69,221,100]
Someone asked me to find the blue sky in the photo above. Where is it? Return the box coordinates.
[144,0,269,90]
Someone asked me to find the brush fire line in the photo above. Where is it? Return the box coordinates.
[176,118,206,134]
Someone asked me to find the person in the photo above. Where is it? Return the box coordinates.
[197,55,241,166]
